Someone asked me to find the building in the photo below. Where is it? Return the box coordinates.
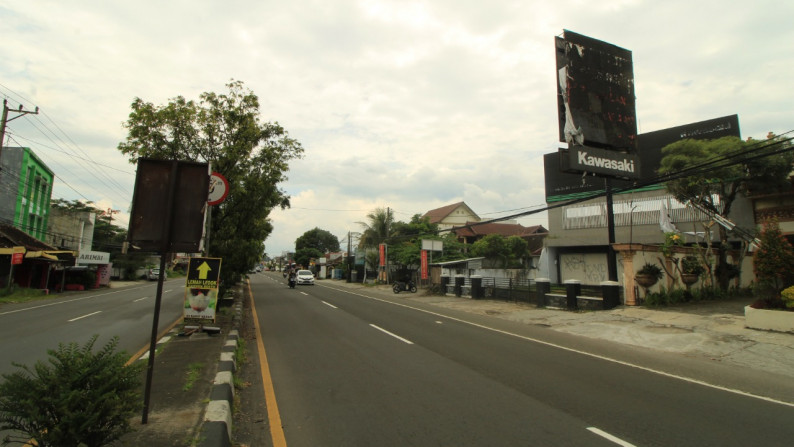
[0,146,54,241]
[48,208,96,251]
[422,202,480,231]
[543,115,760,298]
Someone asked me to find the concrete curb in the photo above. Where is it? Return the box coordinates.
[197,291,244,447]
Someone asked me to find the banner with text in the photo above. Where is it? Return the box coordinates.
[184,257,222,321]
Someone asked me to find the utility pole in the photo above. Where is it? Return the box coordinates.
[346,231,352,283]
[0,100,40,172]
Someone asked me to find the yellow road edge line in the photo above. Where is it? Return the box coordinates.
[126,316,184,366]
[248,279,288,447]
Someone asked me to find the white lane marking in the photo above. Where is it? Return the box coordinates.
[318,283,794,408]
[300,291,309,296]
[68,311,102,322]
[0,284,163,316]
[436,320,443,324]
[370,324,414,344]
[322,301,338,309]
[587,427,636,447]
[134,297,148,302]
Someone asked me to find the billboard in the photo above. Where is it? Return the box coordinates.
[544,115,741,200]
[127,159,210,253]
[556,30,637,150]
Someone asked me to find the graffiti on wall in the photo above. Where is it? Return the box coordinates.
[561,253,608,284]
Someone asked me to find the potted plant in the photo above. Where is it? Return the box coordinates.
[635,262,662,288]
[680,256,704,286]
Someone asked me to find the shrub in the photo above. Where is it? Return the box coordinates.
[637,262,663,280]
[681,256,705,275]
[754,219,794,290]
[782,286,794,309]
[0,335,143,447]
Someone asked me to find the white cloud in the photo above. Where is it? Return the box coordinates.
[2,0,793,256]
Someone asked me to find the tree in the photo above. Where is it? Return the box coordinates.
[0,336,142,447]
[658,134,794,290]
[295,227,340,253]
[468,234,530,268]
[470,234,508,266]
[357,207,394,249]
[294,247,323,271]
[117,80,304,293]
[389,215,438,268]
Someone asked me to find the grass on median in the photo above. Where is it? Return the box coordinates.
[183,362,204,392]
[0,286,55,304]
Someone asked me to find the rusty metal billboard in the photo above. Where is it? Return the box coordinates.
[556,30,637,150]
[127,159,210,253]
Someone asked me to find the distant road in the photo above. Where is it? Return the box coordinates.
[0,279,186,377]
[249,272,794,446]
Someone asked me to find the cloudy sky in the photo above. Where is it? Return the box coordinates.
[2,1,792,257]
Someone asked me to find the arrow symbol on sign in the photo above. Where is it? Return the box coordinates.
[197,262,212,279]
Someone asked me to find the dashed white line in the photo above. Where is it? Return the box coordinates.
[322,301,338,309]
[370,324,414,344]
[134,297,148,302]
[68,311,102,322]
[319,283,794,408]
[587,427,636,447]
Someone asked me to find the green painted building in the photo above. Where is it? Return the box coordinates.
[0,146,54,241]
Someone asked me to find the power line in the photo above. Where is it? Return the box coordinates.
[447,133,794,233]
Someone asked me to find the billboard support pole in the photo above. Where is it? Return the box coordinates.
[605,178,618,282]
[141,161,179,424]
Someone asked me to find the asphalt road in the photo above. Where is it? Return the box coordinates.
[0,278,186,378]
[249,272,794,446]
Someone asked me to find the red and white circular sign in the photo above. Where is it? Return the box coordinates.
[208,172,229,206]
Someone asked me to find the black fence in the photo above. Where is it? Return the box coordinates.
[440,276,622,310]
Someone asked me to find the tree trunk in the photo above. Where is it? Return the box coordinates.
[717,226,730,291]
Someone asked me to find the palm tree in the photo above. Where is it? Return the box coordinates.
[357,207,393,248]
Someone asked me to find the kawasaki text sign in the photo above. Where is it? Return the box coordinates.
[563,145,641,180]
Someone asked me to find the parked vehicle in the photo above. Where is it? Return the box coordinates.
[147,268,166,281]
[393,280,417,294]
[296,270,315,285]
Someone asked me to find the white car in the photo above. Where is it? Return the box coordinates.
[146,268,166,281]
[296,270,315,285]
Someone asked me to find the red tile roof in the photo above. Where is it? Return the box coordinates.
[422,202,479,224]
[454,222,547,238]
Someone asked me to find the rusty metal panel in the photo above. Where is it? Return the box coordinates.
[127,159,209,253]
[556,30,637,150]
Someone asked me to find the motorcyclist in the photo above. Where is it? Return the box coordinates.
[287,269,296,287]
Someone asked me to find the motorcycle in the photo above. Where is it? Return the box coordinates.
[393,280,417,294]
[288,276,296,289]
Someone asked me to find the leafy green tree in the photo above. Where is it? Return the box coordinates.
[435,233,467,262]
[117,80,303,293]
[468,234,529,268]
[296,227,340,253]
[470,234,508,265]
[0,336,142,447]
[505,235,530,267]
[295,247,323,271]
[388,215,438,268]
[658,134,794,291]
